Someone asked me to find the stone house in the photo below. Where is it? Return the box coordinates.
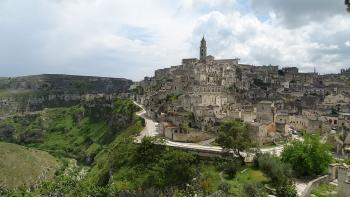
[288,115,322,133]
[250,121,276,145]
[323,93,350,106]
[256,101,274,123]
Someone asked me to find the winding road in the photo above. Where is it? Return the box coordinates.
[134,101,313,195]
[133,101,284,156]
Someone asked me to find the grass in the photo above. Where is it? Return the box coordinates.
[82,115,144,187]
[226,167,269,195]
[0,142,60,189]
[309,183,337,197]
[199,164,222,194]
[0,105,112,161]
[199,163,270,195]
[1,98,144,195]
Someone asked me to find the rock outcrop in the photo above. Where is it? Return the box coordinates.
[0,74,133,116]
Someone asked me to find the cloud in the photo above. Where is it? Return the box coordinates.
[346,40,350,47]
[0,0,349,80]
[191,7,350,73]
[251,0,347,28]
[0,0,196,79]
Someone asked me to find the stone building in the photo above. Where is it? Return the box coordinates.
[134,36,350,144]
[256,101,274,123]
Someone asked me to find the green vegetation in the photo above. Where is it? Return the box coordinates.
[309,183,337,197]
[199,163,270,196]
[0,97,139,164]
[87,136,197,193]
[0,142,59,189]
[253,78,271,90]
[0,98,143,192]
[255,153,297,197]
[166,93,182,102]
[0,96,314,196]
[344,158,350,165]
[131,86,144,95]
[0,74,132,116]
[242,182,268,197]
[216,120,255,164]
[3,111,200,196]
[0,89,33,97]
[281,134,332,177]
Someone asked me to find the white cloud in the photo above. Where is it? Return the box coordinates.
[0,0,349,79]
[346,40,350,47]
[191,7,350,73]
[251,0,347,28]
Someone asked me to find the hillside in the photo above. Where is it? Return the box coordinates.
[1,97,275,196]
[0,97,140,164]
[0,142,59,189]
[0,74,133,116]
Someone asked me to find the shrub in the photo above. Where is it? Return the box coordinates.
[222,161,239,179]
[281,134,332,177]
[255,153,297,197]
[256,153,292,185]
[218,182,231,194]
[242,182,267,197]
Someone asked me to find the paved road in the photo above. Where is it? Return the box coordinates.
[134,102,158,142]
[134,102,310,194]
[133,101,284,156]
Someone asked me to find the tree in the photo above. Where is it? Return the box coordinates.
[216,121,255,164]
[255,153,293,185]
[133,137,165,167]
[255,153,297,197]
[146,150,196,188]
[281,134,332,177]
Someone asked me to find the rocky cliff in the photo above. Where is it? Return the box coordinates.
[0,74,133,116]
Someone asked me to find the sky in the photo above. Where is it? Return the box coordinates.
[0,0,349,80]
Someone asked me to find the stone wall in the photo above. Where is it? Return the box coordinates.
[171,131,212,142]
[338,165,350,197]
[299,175,329,197]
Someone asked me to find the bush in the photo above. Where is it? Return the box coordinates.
[344,158,350,165]
[276,182,298,197]
[222,161,239,179]
[256,153,292,185]
[242,182,267,197]
[218,182,231,194]
[281,134,332,177]
[145,150,196,188]
[255,153,297,197]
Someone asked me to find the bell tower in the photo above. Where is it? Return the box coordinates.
[200,36,207,61]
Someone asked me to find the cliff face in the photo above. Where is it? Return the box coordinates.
[0,74,133,116]
[0,97,140,165]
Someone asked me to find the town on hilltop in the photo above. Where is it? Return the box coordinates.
[133,36,350,155]
[2,1,350,196]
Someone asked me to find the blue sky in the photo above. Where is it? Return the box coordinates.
[0,0,349,80]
